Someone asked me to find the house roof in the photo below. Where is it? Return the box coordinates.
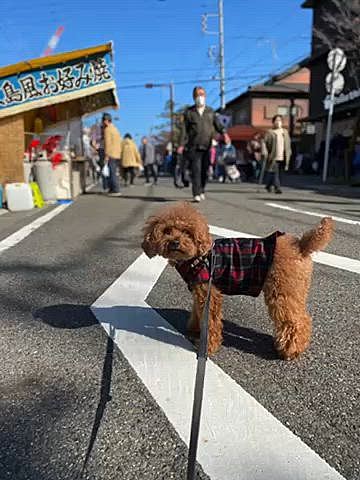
[265,58,310,84]
[301,0,315,7]
[225,59,310,108]
[250,83,309,94]
[0,43,113,79]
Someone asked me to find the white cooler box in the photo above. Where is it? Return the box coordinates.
[5,183,34,212]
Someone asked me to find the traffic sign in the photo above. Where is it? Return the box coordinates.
[327,48,347,72]
[326,72,345,95]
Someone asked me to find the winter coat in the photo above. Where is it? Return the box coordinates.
[175,232,283,297]
[179,105,226,151]
[140,143,155,166]
[218,143,237,166]
[262,128,292,172]
[104,123,122,159]
[121,138,142,168]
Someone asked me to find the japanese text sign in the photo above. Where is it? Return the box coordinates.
[0,52,114,114]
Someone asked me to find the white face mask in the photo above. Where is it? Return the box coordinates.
[195,95,206,107]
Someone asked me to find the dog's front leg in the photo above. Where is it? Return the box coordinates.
[188,284,223,355]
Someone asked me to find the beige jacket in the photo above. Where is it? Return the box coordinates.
[262,128,292,171]
[120,138,142,168]
[104,123,122,159]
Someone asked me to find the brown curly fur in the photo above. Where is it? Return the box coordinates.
[142,202,334,360]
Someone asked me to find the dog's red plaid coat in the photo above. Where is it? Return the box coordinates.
[175,232,283,297]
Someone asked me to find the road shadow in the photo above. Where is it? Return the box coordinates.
[83,191,180,202]
[34,304,98,329]
[35,303,194,352]
[222,320,277,360]
[80,324,116,478]
[206,188,256,195]
[32,307,117,478]
[113,195,178,203]
[160,308,278,361]
[345,209,360,214]
[35,304,277,360]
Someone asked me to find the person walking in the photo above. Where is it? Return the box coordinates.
[120,133,142,186]
[90,121,106,187]
[178,86,229,202]
[262,114,291,194]
[140,137,157,185]
[217,135,238,183]
[102,113,122,196]
[247,133,262,180]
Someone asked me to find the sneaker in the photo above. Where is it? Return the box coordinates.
[193,195,201,203]
[108,192,123,197]
[200,193,206,200]
[275,188,283,194]
[265,186,273,193]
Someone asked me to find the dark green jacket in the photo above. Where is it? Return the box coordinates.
[179,105,226,151]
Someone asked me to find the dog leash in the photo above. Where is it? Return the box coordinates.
[186,246,215,480]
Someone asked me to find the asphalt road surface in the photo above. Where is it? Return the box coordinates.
[0,178,359,480]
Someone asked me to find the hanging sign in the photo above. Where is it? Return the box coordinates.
[0,52,114,116]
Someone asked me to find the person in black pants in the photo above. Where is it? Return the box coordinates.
[140,137,157,186]
[178,86,230,202]
[120,133,142,186]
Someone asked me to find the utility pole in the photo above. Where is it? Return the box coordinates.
[323,70,336,184]
[201,0,226,110]
[323,48,346,183]
[289,98,296,141]
[218,0,225,110]
[169,82,175,154]
[145,82,175,158]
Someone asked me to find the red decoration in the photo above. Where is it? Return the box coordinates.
[28,139,41,161]
[26,135,64,166]
[50,152,63,168]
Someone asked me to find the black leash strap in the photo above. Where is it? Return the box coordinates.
[186,249,215,480]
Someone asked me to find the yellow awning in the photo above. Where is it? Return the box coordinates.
[0,43,113,79]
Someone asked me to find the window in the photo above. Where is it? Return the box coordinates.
[234,110,248,124]
[277,106,289,116]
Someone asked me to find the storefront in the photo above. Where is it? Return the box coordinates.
[0,43,118,197]
[303,51,360,182]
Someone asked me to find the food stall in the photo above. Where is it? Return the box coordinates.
[0,43,118,205]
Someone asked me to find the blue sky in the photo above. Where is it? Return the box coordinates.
[1,0,312,144]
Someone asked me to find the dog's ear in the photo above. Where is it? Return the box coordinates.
[141,233,157,258]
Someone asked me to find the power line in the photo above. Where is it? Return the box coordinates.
[117,73,269,90]
[207,50,309,106]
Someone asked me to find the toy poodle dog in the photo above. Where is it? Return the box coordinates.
[142,202,334,360]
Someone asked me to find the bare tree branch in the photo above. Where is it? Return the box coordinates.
[313,0,360,80]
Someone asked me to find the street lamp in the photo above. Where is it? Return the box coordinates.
[289,99,297,141]
[145,82,175,158]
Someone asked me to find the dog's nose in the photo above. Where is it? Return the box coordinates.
[169,240,180,250]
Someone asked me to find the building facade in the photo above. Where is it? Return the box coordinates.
[302,0,360,181]
[224,64,310,141]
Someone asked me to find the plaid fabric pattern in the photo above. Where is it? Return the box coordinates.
[175,231,283,297]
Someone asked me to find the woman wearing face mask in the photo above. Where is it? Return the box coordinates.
[262,114,292,194]
[178,86,230,202]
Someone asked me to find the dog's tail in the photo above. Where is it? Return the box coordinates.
[298,217,334,257]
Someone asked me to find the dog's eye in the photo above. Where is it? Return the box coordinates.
[184,229,192,237]
[164,227,171,235]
